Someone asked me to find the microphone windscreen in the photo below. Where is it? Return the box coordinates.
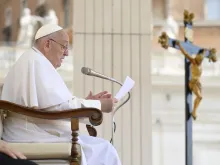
[81,67,91,75]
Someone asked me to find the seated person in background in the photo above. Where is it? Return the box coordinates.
[1,24,121,165]
[0,140,37,165]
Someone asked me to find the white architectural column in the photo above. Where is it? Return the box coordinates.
[73,0,152,164]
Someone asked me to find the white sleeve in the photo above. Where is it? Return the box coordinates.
[45,97,101,125]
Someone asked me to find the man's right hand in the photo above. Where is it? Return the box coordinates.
[100,98,118,113]
[0,140,26,159]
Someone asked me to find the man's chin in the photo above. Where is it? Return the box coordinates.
[56,63,62,69]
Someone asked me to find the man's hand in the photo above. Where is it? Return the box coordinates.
[85,91,112,100]
[85,91,118,113]
[0,140,26,159]
[100,98,118,113]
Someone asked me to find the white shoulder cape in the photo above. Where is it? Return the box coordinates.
[1,47,72,108]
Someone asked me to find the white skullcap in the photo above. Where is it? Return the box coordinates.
[35,24,63,40]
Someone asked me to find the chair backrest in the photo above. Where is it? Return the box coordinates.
[0,83,3,138]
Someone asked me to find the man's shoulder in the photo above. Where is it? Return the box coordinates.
[17,48,44,64]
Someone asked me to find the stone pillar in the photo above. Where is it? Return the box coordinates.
[73,0,152,164]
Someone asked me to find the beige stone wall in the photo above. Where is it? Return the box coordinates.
[152,0,205,21]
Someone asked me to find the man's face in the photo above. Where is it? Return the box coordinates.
[47,31,69,68]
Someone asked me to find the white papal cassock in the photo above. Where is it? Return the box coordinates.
[1,47,121,165]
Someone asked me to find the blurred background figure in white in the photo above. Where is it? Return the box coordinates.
[17,8,35,47]
[160,15,179,54]
[44,9,58,25]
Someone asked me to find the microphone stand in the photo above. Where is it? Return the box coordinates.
[82,70,131,145]
[107,79,131,146]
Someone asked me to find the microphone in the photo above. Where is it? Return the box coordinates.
[81,66,131,145]
[81,67,118,84]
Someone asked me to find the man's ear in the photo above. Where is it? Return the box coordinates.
[44,40,50,51]
[46,40,50,48]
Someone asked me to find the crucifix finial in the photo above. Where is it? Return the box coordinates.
[183,10,194,24]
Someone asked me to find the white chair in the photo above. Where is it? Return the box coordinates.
[0,83,102,165]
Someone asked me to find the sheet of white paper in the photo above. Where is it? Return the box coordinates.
[115,76,135,100]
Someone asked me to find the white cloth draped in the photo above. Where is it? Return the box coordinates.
[1,48,121,165]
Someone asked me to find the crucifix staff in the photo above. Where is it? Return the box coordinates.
[158,10,217,165]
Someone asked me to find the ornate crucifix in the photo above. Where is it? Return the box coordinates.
[158,10,217,165]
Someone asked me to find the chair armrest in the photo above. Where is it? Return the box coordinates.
[0,100,102,126]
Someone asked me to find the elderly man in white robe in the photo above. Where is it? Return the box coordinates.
[1,24,121,165]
